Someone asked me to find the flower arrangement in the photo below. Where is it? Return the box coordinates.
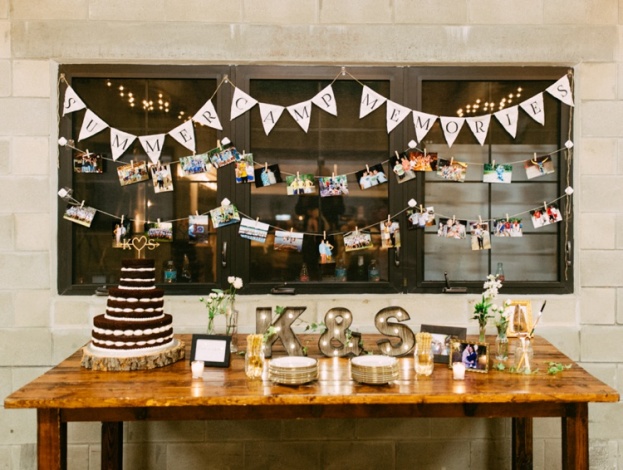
[200,276,243,334]
[472,274,503,341]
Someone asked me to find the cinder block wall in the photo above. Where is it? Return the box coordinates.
[1,1,622,468]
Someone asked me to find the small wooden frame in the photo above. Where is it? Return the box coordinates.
[450,340,489,373]
[190,334,231,368]
[421,324,467,364]
[504,300,533,338]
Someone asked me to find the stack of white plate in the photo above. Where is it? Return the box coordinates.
[351,355,399,384]
[269,356,319,385]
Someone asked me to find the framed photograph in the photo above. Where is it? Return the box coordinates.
[504,300,533,337]
[420,324,467,364]
[190,334,231,368]
[450,340,489,373]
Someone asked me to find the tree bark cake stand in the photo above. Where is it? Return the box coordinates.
[81,339,185,371]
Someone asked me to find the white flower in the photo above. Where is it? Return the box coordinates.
[228,276,235,284]
[232,277,243,290]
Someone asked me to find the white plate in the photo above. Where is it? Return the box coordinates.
[270,356,318,369]
[351,355,397,368]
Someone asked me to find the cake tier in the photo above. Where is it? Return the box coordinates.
[107,287,164,310]
[91,313,174,350]
[121,258,156,269]
[119,259,156,289]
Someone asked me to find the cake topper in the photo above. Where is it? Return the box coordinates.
[122,235,160,259]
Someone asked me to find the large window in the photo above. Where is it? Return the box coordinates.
[58,65,572,295]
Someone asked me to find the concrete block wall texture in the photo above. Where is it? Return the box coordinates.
[1,0,622,468]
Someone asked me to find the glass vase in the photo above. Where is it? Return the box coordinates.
[478,324,487,343]
[495,327,509,361]
[514,335,534,373]
[225,303,238,353]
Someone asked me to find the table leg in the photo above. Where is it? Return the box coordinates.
[562,403,588,470]
[512,417,533,470]
[101,422,123,470]
[37,408,66,470]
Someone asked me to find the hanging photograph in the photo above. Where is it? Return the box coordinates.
[149,163,174,193]
[469,221,491,251]
[343,231,373,252]
[210,204,241,228]
[319,175,349,197]
[530,203,563,229]
[407,206,435,229]
[483,163,513,183]
[406,149,438,172]
[390,152,416,184]
[209,143,239,168]
[524,156,555,179]
[356,163,388,190]
[73,150,103,174]
[112,218,132,248]
[492,218,523,237]
[254,163,282,188]
[285,174,316,195]
[318,238,335,264]
[437,158,467,182]
[380,220,401,249]
[274,230,304,252]
[63,204,96,228]
[180,153,211,176]
[188,214,210,245]
[234,152,255,184]
[437,217,467,239]
[146,221,173,242]
[117,161,149,186]
[239,217,269,243]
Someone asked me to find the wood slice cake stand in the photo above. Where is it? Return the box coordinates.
[81,339,185,371]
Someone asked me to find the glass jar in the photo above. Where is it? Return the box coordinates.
[225,304,238,353]
[245,334,265,379]
[514,335,534,373]
[495,330,509,361]
[414,342,434,376]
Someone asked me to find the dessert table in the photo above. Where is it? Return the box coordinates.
[4,334,618,470]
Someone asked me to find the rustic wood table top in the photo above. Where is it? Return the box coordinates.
[5,334,618,411]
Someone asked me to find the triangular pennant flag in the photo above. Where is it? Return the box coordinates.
[546,75,574,107]
[439,116,465,148]
[230,87,258,120]
[62,85,87,116]
[494,106,519,138]
[139,134,166,164]
[259,103,285,135]
[311,84,337,116]
[412,110,437,143]
[359,85,387,119]
[192,99,223,130]
[78,109,109,141]
[386,100,411,133]
[520,93,545,125]
[168,119,196,152]
[466,114,491,146]
[287,100,312,133]
[110,128,137,161]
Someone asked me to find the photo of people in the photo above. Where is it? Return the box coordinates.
[524,156,555,179]
[437,217,467,239]
[63,204,96,227]
[391,152,416,184]
[188,214,210,245]
[112,218,131,248]
[531,203,563,229]
[180,153,211,175]
[149,163,174,193]
[235,152,255,184]
[117,160,149,186]
[319,175,348,197]
[146,221,173,242]
[254,164,282,188]
[208,143,239,168]
[452,341,488,372]
[73,150,103,174]
[380,220,401,248]
[356,163,388,190]
[437,158,467,182]
[407,206,435,229]
[343,231,373,252]
[274,230,304,252]
[469,221,491,251]
[493,218,523,237]
[209,204,241,228]
[285,174,316,195]
[483,163,512,183]
[239,217,270,243]
[406,149,438,172]
[318,238,335,264]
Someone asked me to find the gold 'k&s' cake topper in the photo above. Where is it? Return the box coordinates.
[122,235,160,259]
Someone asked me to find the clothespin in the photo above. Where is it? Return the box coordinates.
[131,159,134,166]
[296,171,300,179]
[355,226,359,235]
[506,213,509,222]
[265,162,268,172]
[395,151,400,159]
[195,210,199,216]
[387,214,391,224]
[323,230,327,241]
[366,164,370,173]
[223,74,229,83]
[121,215,124,224]
[157,218,161,224]
[424,148,427,157]
[478,215,482,225]
[341,66,346,76]
[531,153,538,165]
[333,164,337,178]
[543,201,548,211]
[420,204,424,214]
[255,217,260,228]
[450,157,454,165]
[492,160,496,167]
[452,215,456,224]
[217,139,222,150]
[242,150,246,157]
[290,227,294,233]
[80,200,84,208]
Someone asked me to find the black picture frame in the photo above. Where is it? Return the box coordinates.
[190,334,231,368]
[420,324,467,364]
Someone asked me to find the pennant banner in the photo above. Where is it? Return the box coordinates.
[412,110,437,144]
[231,87,258,120]
[520,93,545,125]
[312,85,338,116]
[139,134,166,164]
[439,117,465,148]
[168,119,196,153]
[62,85,87,116]
[466,114,491,146]
[546,75,574,107]
[386,100,411,133]
[259,103,285,135]
[110,128,137,161]
[360,86,387,119]
[494,106,519,139]
[193,99,223,130]
[287,100,312,133]
[78,109,109,141]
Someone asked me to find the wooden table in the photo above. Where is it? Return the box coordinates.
[4,335,618,470]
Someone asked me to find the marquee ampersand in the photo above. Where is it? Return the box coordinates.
[318,307,363,357]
